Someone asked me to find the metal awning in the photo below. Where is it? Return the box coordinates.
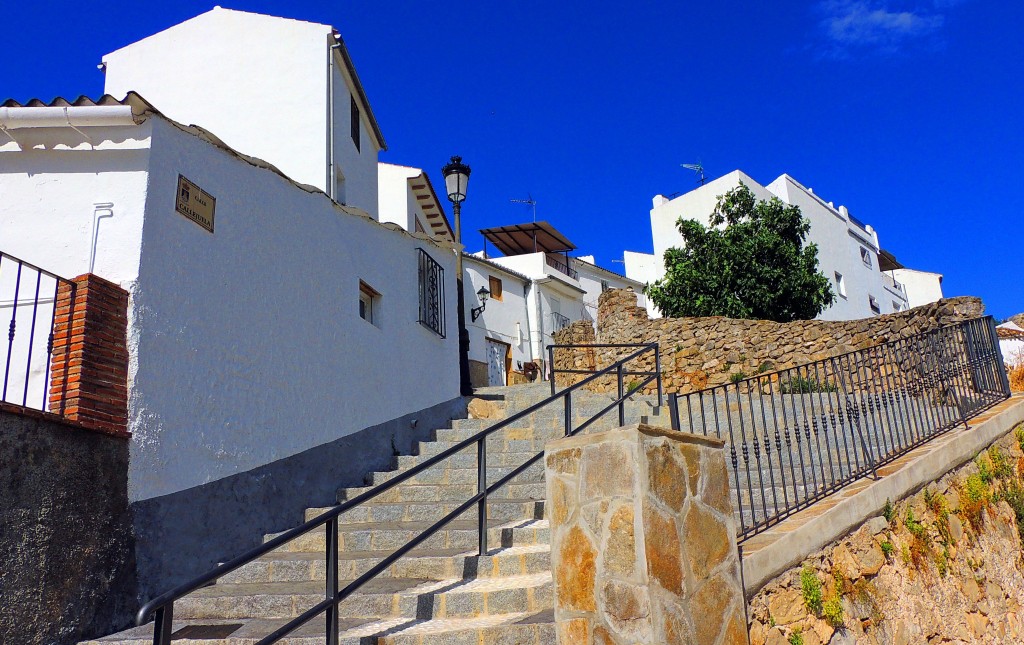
[878,249,903,272]
[478,221,576,256]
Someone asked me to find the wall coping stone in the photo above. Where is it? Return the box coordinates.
[547,422,727,451]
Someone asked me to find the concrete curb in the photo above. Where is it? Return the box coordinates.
[741,397,1024,597]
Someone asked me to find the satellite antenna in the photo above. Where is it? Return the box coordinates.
[682,162,706,186]
[510,194,538,222]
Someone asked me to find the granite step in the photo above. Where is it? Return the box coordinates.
[305,498,545,525]
[336,480,547,505]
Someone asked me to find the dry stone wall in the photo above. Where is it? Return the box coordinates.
[553,289,985,395]
[748,424,1024,644]
[544,423,747,644]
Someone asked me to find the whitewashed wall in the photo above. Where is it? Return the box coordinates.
[574,255,645,323]
[103,7,382,219]
[121,118,456,502]
[893,268,944,308]
[622,251,662,318]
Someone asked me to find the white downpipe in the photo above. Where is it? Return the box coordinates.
[89,203,114,274]
[327,40,342,201]
[0,106,137,129]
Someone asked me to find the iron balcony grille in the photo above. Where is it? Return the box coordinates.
[668,316,1010,540]
[0,251,74,413]
[551,311,570,333]
[545,254,579,280]
[417,248,446,338]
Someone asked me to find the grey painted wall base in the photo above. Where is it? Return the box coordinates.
[741,397,1024,596]
[130,396,467,601]
[0,408,138,645]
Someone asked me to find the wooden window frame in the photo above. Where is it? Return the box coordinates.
[488,275,503,301]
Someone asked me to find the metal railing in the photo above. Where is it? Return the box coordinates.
[545,254,579,280]
[548,343,664,412]
[551,311,570,333]
[417,248,446,338]
[136,344,663,645]
[668,316,1009,540]
[0,251,73,412]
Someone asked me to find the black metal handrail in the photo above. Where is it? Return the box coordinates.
[0,251,74,412]
[668,316,1009,540]
[137,343,662,645]
[548,342,664,411]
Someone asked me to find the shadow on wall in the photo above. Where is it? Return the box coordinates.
[0,407,138,645]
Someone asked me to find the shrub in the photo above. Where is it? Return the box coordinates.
[990,446,1014,480]
[730,371,748,384]
[1001,480,1024,546]
[977,453,994,484]
[781,375,837,394]
[880,540,895,558]
[788,628,804,645]
[1015,426,1024,453]
[962,473,991,531]
[904,508,927,540]
[883,498,895,523]
[626,379,641,393]
[822,596,845,627]
[800,566,823,614]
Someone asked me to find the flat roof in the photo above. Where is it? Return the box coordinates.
[479,221,576,256]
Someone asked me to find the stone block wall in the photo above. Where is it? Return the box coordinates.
[545,423,746,644]
[554,289,985,395]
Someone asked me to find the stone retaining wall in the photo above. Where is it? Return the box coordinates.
[553,289,984,395]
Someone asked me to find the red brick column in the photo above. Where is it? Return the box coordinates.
[48,274,130,436]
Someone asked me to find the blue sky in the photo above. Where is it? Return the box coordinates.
[4,1,1023,318]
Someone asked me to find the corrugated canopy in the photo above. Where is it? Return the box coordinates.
[479,221,576,256]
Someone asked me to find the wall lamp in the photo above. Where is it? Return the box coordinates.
[471,286,490,321]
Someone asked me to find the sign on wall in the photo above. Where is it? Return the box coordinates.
[175,175,216,233]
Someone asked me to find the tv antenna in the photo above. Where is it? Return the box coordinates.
[510,194,538,222]
[682,162,706,186]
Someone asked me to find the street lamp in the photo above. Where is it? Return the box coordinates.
[442,155,473,396]
[471,286,490,322]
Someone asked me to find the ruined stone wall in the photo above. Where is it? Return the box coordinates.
[748,424,1024,644]
[553,289,984,394]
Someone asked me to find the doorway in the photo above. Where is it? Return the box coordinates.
[486,338,510,387]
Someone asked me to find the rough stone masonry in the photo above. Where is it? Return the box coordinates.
[545,423,747,644]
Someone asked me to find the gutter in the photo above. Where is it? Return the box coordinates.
[0,105,140,129]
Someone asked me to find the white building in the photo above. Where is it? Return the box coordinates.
[626,170,935,320]
[1,8,462,598]
[377,163,454,243]
[892,267,944,309]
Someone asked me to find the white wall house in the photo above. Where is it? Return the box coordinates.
[574,255,646,323]
[1,7,462,597]
[629,170,919,321]
[892,268,944,308]
[377,163,454,243]
[463,256,534,387]
[102,7,385,218]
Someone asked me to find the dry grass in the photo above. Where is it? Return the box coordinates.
[1010,364,1024,392]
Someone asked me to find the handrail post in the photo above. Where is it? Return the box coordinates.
[617,363,625,427]
[477,437,488,555]
[326,516,339,645]
[654,344,664,407]
[548,345,556,396]
[152,604,173,645]
[668,393,680,431]
[564,391,572,437]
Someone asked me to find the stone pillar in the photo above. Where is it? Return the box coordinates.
[48,274,130,436]
[545,423,747,644]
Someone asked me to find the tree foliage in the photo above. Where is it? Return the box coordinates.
[646,184,835,322]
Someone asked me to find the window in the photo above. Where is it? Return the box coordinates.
[418,249,446,337]
[414,217,426,234]
[892,300,903,313]
[359,281,380,326]
[489,276,503,301]
[834,272,847,298]
[350,96,361,152]
[869,295,880,315]
[860,247,873,268]
[600,279,610,293]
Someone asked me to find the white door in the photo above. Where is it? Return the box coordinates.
[486,339,507,386]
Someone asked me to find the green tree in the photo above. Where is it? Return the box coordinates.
[646,184,835,322]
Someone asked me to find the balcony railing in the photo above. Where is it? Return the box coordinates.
[0,251,73,412]
[882,272,905,294]
[545,255,579,280]
[551,311,570,333]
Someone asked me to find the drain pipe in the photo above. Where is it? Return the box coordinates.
[89,202,114,273]
[327,35,343,201]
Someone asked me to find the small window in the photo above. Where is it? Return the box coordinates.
[892,300,903,313]
[489,276,503,301]
[860,247,873,268]
[869,295,880,315]
[600,279,610,293]
[350,96,361,152]
[414,217,426,234]
[834,272,847,298]
[359,281,380,326]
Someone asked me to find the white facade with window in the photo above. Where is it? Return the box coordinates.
[633,170,916,320]
[892,268,944,308]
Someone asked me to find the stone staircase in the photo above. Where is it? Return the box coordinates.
[84,383,664,645]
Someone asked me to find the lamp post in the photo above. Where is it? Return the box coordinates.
[442,155,473,396]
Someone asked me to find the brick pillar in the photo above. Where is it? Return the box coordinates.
[49,274,129,436]
[545,423,747,644]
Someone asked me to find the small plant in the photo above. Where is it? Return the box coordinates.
[923,487,933,505]
[800,566,823,614]
[883,498,895,523]
[788,628,804,645]
[768,615,776,628]
[730,371,748,384]
[626,378,641,393]
[962,473,991,530]
[904,508,927,540]
[758,360,774,374]
[880,540,895,558]
[1001,479,1024,546]
[780,375,838,394]
[822,596,845,627]
[1015,425,1024,453]
[977,453,994,484]
[901,543,911,565]
[990,446,1014,479]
